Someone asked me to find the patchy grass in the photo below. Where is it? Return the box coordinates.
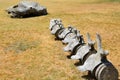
[0,0,120,80]
[4,40,39,53]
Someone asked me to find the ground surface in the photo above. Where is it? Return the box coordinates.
[0,0,120,80]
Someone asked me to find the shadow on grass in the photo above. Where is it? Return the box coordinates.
[82,74,96,80]
[11,13,48,19]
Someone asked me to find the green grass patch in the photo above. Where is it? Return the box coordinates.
[5,40,39,53]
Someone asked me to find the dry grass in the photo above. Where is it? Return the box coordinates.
[0,0,120,80]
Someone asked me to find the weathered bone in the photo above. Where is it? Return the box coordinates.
[94,62,119,80]
[49,19,62,30]
[71,33,95,60]
[87,33,95,45]
[58,25,74,39]
[77,33,109,72]
[62,29,84,44]
[96,33,109,56]
[55,28,65,40]
[6,1,47,18]
[62,31,77,44]
[63,33,84,51]
[64,37,81,52]
[50,19,64,34]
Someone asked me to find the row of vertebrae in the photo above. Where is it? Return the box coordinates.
[49,19,118,80]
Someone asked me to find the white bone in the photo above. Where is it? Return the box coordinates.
[71,45,91,60]
[62,33,76,44]
[62,29,82,44]
[58,26,73,39]
[49,19,62,30]
[63,38,80,52]
[49,19,64,34]
[63,33,84,52]
[51,25,61,34]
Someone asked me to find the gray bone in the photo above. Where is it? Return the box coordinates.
[6,1,47,18]
[62,30,83,44]
[71,33,95,60]
[50,19,64,34]
[77,33,109,72]
[58,25,76,40]
[63,34,84,52]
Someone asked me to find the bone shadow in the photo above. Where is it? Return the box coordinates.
[81,74,96,80]
[11,13,48,19]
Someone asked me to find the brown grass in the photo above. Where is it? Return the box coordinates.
[0,0,120,80]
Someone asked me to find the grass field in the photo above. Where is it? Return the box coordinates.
[0,0,120,80]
